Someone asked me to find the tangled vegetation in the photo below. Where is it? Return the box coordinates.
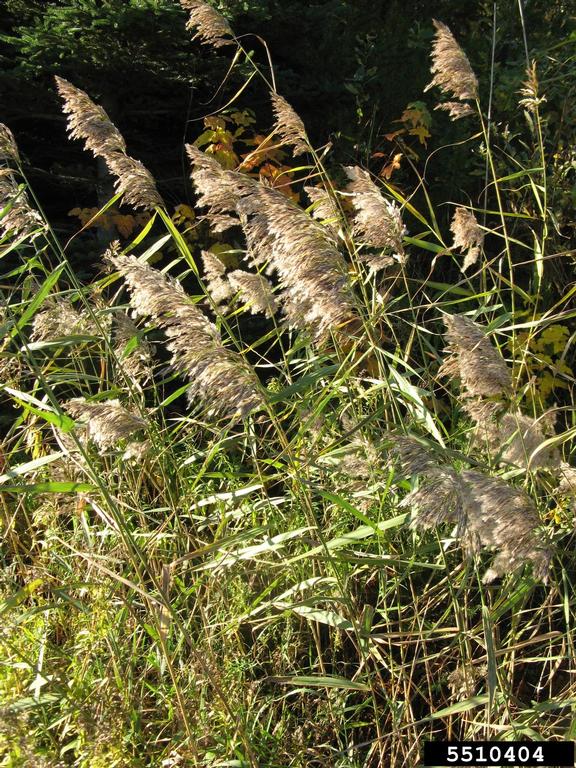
[1,3,575,766]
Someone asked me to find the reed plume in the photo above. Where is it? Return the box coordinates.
[337,420,381,483]
[401,468,465,531]
[304,186,343,245]
[54,78,125,156]
[439,314,511,398]
[458,469,551,583]
[386,434,447,478]
[435,101,475,120]
[270,92,310,156]
[114,312,154,384]
[105,153,163,211]
[0,124,21,165]
[237,183,356,339]
[64,398,148,451]
[344,166,406,266]
[425,20,478,120]
[180,0,235,48]
[187,144,252,232]
[470,407,559,470]
[0,353,21,389]
[56,77,162,211]
[441,317,565,473]
[304,185,341,240]
[228,270,278,318]
[109,252,264,418]
[519,61,546,113]
[0,123,44,241]
[187,145,355,338]
[448,664,487,702]
[31,297,101,342]
[386,434,551,582]
[0,170,44,242]
[201,249,233,307]
[558,463,576,502]
[450,206,484,272]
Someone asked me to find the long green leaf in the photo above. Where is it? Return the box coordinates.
[1,481,94,494]
[271,675,369,692]
[10,263,65,339]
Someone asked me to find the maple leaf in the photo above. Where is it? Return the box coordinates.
[383,129,406,142]
[204,116,227,130]
[381,152,403,180]
[173,204,195,223]
[69,206,101,227]
[399,102,432,128]
[409,124,431,145]
[112,213,136,239]
[258,162,299,201]
[230,110,256,127]
[240,134,286,170]
[209,146,238,169]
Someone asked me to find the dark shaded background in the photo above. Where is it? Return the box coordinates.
[0,0,573,250]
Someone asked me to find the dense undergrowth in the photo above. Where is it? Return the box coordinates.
[1,4,575,767]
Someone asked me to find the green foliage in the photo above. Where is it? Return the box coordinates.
[2,0,191,79]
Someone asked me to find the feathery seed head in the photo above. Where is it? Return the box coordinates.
[337,453,373,482]
[403,468,466,532]
[237,184,356,339]
[326,416,381,495]
[519,61,546,113]
[0,124,20,165]
[305,185,342,240]
[439,314,512,398]
[459,470,551,583]
[114,312,154,383]
[228,270,278,317]
[426,20,478,112]
[0,170,44,241]
[187,144,252,231]
[106,153,163,211]
[0,354,21,388]
[472,409,560,470]
[338,438,379,481]
[0,125,44,240]
[448,664,487,702]
[122,440,151,462]
[205,277,233,308]
[435,101,475,120]
[450,206,484,272]
[201,249,233,306]
[31,298,99,342]
[336,429,381,486]
[109,252,220,344]
[110,253,264,418]
[558,463,576,498]
[201,249,226,281]
[188,145,355,339]
[56,77,126,156]
[180,0,235,48]
[344,166,407,264]
[64,398,147,451]
[56,77,162,210]
[270,92,310,157]
[461,396,503,428]
[386,433,551,582]
[385,434,446,478]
